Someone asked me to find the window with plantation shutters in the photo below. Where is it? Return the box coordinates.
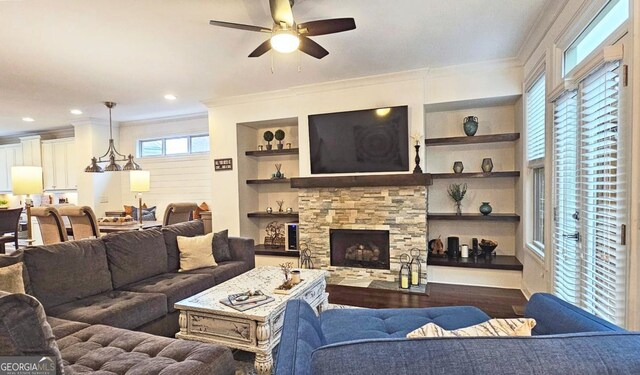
[552,60,627,325]
[527,75,546,164]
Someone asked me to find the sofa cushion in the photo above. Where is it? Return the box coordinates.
[320,306,490,344]
[525,293,624,335]
[162,220,205,272]
[56,324,235,375]
[120,273,216,313]
[183,261,248,284]
[0,292,64,374]
[47,316,91,340]
[24,239,113,308]
[47,290,167,330]
[0,250,32,294]
[103,228,168,289]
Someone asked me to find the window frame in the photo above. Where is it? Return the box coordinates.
[138,134,210,158]
[525,70,547,257]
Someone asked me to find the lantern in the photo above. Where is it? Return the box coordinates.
[399,253,411,289]
[410,248,422,287]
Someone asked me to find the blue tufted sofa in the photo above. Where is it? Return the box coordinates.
[276,293,640,375]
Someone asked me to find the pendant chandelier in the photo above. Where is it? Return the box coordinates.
[85,102,141,173]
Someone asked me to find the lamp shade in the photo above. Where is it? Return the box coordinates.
[130,170,150,192]
[11,166,43,195]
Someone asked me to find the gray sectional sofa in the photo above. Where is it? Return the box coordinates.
[1,220,255,374]
[22,220,254,337]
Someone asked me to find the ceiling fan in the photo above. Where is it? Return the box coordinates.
[209,0,356,59]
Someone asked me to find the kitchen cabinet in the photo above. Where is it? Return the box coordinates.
[0,144,23,192]
[42,138,77,191]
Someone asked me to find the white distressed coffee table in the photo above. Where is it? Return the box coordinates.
[175,266,328,374]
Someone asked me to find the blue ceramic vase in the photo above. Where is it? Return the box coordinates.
[463,116,478,136]
[479,202,492,215]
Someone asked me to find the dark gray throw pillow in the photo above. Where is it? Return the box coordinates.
[213,229,232,262]
[132,206,157,221]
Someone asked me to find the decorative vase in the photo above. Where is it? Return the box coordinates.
[453,161,464,174]
[481,158,494,173]
[455,201,462,216]
[479,202,492,216]
[413,144,422,173]
[266,207,273,214]
[286,207,293,213]
[274,163,282,179]
[463,116,478,136]
[266,143,272,151]
[277,142,284,150]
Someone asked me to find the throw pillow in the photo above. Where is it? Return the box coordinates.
[193,202,210,220]
[0,262,26,294]
[131,205,156,221]
[0,251,31,294]
[123,203,146,217]
[178,232,217,272]
[407,318,536,338]
[213,229,232,263]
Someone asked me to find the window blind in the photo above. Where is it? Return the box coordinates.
[527,74,546,163]
[552,60,627,325]
[553,90,579,305]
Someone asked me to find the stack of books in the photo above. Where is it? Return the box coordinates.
[220,290,275,312]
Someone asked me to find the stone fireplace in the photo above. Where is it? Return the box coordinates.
[330,229,390,270]
[294,174,430,284]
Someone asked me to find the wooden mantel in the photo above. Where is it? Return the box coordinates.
[290,173,432,189]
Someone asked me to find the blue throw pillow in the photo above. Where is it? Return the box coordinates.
[131,206,157,221]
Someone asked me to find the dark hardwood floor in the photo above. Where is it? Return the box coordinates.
[327,283,527,318]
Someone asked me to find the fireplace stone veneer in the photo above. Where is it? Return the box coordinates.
[298,185,427,283]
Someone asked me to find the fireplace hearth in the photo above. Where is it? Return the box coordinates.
[330,229,390,270]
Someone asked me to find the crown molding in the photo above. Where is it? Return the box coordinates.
[517,0,570,65]
[119,112,208,127]
[425,57,521,78]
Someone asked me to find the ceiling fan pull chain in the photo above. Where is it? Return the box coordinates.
[297,50,302,73]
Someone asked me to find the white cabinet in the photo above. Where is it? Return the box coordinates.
[0,144,24,192]
[42,138,77,191]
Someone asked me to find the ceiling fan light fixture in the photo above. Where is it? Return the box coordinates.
[270,30,299,53]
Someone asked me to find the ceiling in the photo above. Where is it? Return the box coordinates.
[0,0,551,136]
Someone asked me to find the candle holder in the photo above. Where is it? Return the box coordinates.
[399,253,411,289]
[412,144,422,174]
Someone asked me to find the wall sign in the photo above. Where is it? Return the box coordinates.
[214,158,233,171]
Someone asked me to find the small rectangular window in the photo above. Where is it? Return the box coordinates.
[526,74,546,164]
[190,135,210,153]
[165,137,189,155]
[533,167,545,247]
[140,140,163,157]
[564,0,628,74]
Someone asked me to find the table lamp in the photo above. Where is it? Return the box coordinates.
[129,170,150,225]
[11,166,43,243]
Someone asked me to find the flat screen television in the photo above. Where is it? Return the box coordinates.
[308,106,409,174]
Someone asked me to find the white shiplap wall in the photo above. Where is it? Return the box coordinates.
[118,114,211,220]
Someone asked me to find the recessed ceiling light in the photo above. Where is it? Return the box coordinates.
[22,117,35,122]
[70,109,83,115]
[164,94,177,101]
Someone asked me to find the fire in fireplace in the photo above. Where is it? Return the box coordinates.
[330,229,390,270]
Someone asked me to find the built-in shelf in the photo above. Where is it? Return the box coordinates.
[246,178,292,185]
[427,213,520,222]
[245,148,299,157]
[424,133,520,147]
[428,255,523,271]
[247,212,299,219]
[431,171,520,179]
[255,245,300,257]
[291,173,432,189]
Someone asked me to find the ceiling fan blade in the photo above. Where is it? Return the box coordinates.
[248,39,272,57]
[298,18,356,36]
[209,20,271,33]
[269,0,294,27]
[299,36,329,59]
